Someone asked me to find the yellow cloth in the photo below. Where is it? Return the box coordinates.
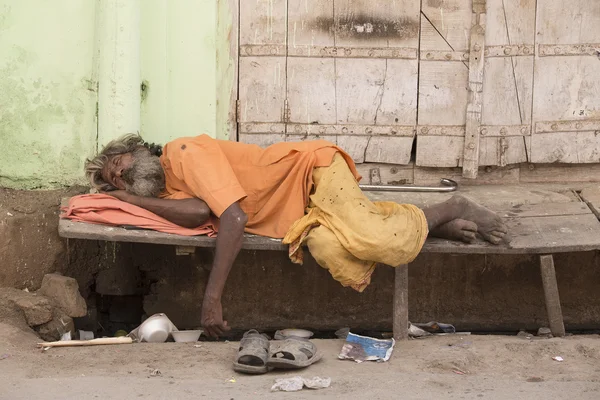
[283,154,429,292]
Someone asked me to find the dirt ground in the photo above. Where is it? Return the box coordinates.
[1,323,599,399]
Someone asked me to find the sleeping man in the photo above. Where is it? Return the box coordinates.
[85,134,508,338]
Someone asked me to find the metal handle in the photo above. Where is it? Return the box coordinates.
[359,178,458,193]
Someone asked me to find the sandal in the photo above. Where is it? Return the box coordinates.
[233,330,270,374]
[267,337,322,370]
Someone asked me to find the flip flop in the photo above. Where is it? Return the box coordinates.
[233,330,270,374]
[267,337,322,370]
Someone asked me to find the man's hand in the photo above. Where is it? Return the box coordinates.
[201,296,231,338]
[102,190,135,203]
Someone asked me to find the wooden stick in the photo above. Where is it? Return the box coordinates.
[38,337,133,348]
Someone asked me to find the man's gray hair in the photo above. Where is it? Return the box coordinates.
[84,134,147,192]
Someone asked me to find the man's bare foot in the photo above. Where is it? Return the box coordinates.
[430,219,478,243]
[450,195,508,244]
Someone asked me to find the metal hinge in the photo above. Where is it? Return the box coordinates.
[283,99,291,123]
[235,100,241,123]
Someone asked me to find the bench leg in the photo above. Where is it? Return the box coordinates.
[539,255,566,337]
[393,264,409,341]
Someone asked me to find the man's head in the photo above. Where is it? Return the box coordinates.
[85,134,166,197]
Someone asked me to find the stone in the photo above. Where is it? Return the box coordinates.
[517,330,532,340]
[537,327,553,338]
[38,274,87,318]
[36,310,75,342]
[0,288,53,326]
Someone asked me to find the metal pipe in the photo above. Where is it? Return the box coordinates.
[359,178,458,193]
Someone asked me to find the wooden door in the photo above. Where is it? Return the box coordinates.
[237,0,600,178]
[416,0,534,175]
[531,0,600,163]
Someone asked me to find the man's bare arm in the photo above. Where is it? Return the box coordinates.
[105,190,211,228]
[201,202,247,338]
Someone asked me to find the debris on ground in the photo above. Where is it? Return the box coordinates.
[0,354,10,360]
[274,329,313,340]
[409,324,431,338]
[517,330,533,340]
[552,356,564,362]
[537,327,553,338]
[36,311,75,342]
[37,336,133,348]
[79,330,94,340]
[128,313,178,343]
[335,328,350,339]
[149,369,162,377]
[271,376,331,392]
[527,377,544,382]
[413,322,456,334]
[338,332,394,363]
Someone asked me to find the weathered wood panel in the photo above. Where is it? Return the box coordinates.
[239,1,288,146]
[420,0,472,52]
[240,0,288,47]
[416,59,467,167]
[334,0,420,49]
[531,57,600,163]
[520,163,600,184]
[536,0,600,45]
[284,0,420,164]
[238,57,287,124]
[418,0,537,170]
[355,163,414,185]
[287,58,337,125]
[480,0,536,165]
[531,0,600,163]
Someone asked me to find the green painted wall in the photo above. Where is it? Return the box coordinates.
[140,0,218,144]
[0,0,226,189]
[0,1,98,189]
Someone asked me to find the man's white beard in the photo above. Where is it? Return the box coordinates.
[123,148,166,198]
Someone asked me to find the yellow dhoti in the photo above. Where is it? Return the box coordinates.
[283,154,429,292]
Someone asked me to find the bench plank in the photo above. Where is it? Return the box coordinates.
[59,202,600,254]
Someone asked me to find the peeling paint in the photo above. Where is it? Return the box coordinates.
[0,1,97,189]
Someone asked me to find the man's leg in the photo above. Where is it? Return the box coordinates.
[421,195,508,244]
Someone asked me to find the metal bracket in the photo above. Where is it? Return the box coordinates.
[462,3,487,179]
[175,246,196,256]
[283,99,291,123]
[369,168,382,185]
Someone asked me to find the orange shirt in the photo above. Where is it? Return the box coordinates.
[159,135,361,238]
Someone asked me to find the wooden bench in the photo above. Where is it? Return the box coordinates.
[59,190,600,340]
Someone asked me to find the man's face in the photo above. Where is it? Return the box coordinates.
[101,147,165,197]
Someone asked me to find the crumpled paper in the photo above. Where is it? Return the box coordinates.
[271,376,331,392]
